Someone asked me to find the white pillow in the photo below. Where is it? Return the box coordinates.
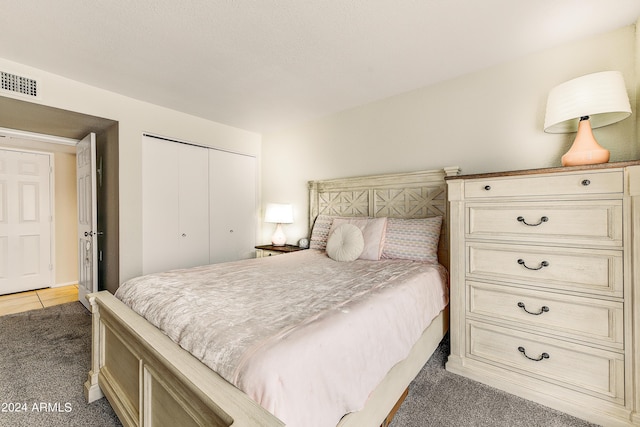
[329,217,387,260]
[326,224,365,262]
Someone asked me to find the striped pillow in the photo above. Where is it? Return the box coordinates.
[309,215,335,250]
[382,217,442,262]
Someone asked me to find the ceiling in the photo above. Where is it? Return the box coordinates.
[1,1,640,134]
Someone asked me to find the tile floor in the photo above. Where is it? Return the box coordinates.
[0,284,79,316]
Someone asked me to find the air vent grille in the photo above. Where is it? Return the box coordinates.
[1,71,38,97]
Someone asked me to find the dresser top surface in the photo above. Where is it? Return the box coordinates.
[446,160,640,181]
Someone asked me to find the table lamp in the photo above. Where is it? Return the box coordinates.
[264,203,293,246]
[543,71,631,166]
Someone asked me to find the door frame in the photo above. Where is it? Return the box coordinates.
[0,101,119,294]
[0,127,81,292]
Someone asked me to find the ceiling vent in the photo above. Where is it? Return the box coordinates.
[1,71,39,99]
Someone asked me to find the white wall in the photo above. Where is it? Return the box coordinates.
[261,24,639,245]
[0,57,261,283]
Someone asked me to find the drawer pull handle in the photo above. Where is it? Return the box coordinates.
[518,346,550,361]
[517,216,548,226]
[484,185,491,191]
[517,259,549,270]
[581,179,591,186]
[517,302,549,315]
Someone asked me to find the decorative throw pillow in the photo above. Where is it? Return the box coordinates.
[329,217,387,260]
[326,224,365,262]
[309,215,335,250]
[382,216,443,263]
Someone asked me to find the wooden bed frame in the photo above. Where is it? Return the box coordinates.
[84,166,460,427]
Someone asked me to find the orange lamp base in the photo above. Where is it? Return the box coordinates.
[561,118,610,167]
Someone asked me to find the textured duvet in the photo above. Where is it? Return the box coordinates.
[115,249,448,427]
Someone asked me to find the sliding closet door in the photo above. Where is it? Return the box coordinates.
[142,137,209,275]
[209,149,256,263]
[177,144,210,267]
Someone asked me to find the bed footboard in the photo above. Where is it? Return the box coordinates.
[84,291,284,427]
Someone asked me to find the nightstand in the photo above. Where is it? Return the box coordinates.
[255,244,305,257]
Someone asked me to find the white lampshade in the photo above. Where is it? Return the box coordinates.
[544,71,631,133]
[264,203,293,224]
[543,71,631,166]
[264,203,293,246]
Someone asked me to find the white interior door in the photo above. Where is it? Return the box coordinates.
[76,133,97,310]
[209,149,256,263]
[142,136,209,275]
[0,148,53,295]
[177,143,210,268]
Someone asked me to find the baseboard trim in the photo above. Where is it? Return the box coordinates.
[52,282,78,288]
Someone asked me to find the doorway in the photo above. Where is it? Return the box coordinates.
[0,96,120,294]
[0,130,81,296]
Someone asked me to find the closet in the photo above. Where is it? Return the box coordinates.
[142,135,256,275]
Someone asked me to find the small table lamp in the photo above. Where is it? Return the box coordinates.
[543,71,631,166]
[264,203,293,246]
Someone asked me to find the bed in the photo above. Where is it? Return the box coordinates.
[84,166,460,427]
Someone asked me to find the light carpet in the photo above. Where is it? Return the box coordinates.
[0,302,121,427]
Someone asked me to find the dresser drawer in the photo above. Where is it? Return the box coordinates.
[467,242,623,297]
[466,200,622,247]
[464,170,623,199]
[467,321,625,403]
[467,281,624,347]
[256,249,282,257]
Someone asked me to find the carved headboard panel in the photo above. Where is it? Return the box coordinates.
[308,166,460,269]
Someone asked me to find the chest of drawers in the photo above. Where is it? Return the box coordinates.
[446,162,640,426]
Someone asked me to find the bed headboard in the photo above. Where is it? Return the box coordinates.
[308,166,460,269]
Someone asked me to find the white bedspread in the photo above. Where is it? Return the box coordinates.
[115,249,448,427]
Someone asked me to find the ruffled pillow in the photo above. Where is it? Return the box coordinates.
[326,224,365,262]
